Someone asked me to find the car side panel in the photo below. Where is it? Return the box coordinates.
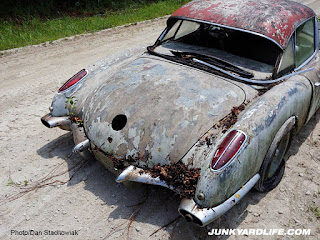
[194,75,312,208]
[301,53,320,122]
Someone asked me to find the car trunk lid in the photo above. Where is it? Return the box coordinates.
[83,56,247,167]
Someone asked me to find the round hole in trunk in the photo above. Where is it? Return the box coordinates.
[112,114,127,131]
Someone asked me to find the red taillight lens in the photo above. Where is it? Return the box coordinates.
[58,69,88,92]
[211,130,246,170]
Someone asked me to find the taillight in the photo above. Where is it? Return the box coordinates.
[211,130,246,170]
[58,69,88,92]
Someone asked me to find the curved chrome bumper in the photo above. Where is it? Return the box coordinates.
[116,165,174,190]
[178,174,260,227]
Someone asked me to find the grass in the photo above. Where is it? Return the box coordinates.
[0,0,189,51]
[309,206,320,219]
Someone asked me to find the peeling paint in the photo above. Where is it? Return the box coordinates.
[171,0,315,48]
[194,75,312,207]
[82,55,248,167]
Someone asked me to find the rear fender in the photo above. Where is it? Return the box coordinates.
[194,75,311,208]
[50,46,146,117]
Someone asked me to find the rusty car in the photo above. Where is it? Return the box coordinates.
[41,0,320,226]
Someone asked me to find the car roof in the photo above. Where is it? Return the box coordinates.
[170,0,315,48]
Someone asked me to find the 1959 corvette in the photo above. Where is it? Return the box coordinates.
[41,0,320,226]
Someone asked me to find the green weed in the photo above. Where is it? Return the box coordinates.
[7,177,20,186]
[309,206,320,219]
[7,177,28,187]
[65,96,78,116]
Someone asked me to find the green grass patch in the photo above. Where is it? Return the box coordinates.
[309,206,320,219]
[0,0,189,51]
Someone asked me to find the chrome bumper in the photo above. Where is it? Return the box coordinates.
[116,165,174,190]
[178,174,260,226]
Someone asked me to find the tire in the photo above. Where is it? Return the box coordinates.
[254,117,295,192]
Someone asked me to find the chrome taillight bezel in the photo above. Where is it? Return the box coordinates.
[58,69,88,92]
[210,129,247,172]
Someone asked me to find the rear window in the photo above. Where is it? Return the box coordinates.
[161,19,281,66]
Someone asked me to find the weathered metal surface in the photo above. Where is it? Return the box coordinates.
[171,0,315,48]
[42,0,320,225]
[49,46,147,118]
[300,53,320,122]
[83,55,251,167]
[194,75,312,207]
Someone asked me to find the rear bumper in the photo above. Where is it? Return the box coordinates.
[116,165,174,190]
[178,174,260,226]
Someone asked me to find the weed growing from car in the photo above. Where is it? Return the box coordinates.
[65,96,77,116]
[65,96,83,126]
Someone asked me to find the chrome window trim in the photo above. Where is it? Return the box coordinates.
[164,17,284,49]
[276,37,295,75]
[193,58,313,85]
[295,16,319,71]
[158,28,168,41]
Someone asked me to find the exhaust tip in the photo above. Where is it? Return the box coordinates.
[41,114,71,128]
[41,118,51,128]
[185,214,193,222]
[179,209,203,227]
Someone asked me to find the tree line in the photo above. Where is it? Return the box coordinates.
[1,0,180,20]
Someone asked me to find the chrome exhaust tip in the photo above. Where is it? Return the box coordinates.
[41,113,71,128]
[179,208,204,226]
[184,214,194,223]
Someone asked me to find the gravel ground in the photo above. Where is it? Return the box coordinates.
[0,1,320,239]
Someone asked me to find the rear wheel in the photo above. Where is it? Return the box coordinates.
[255,118,295,192]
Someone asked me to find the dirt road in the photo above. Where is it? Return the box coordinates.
[0,1,320,239]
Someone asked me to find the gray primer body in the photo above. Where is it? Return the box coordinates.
[194,75,312,207]
[48,45,317,209]
[82,55,256,167]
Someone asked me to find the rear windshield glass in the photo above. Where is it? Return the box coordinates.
[161,19,281,66]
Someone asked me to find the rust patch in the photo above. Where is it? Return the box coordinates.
[69,116,84,127]
[217,103,246,133]
[90,146,134,170]
[171,0,315,48]
[257,89,268,96]
[197,102,248,146]
[147,161,200,199]
[91,146,200,198]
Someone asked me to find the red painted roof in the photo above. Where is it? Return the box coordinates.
[171,0,315,48]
